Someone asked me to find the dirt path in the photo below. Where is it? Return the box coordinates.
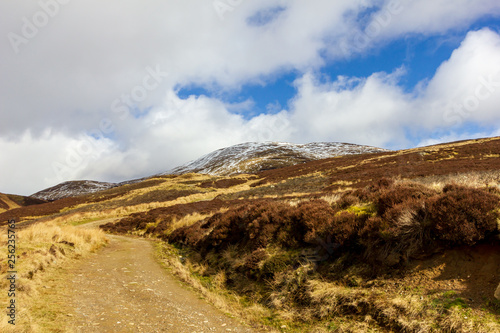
[67,233,257,332]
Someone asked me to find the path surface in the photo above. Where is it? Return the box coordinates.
[68,233,257,332]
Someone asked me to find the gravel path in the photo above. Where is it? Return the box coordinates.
[68,234,256,332]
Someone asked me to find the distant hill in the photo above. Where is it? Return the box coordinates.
[30,180,117,201]
[0,192,46,213]
[166,141,389,176]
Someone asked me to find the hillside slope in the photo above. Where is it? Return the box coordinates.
[166,141,389,176]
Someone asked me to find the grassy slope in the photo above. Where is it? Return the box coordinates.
[2,137,500,332]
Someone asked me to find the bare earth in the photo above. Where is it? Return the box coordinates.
[67,234,256,332]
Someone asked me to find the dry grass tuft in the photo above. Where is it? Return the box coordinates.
[162,212,216,237]
[408,170,500,190]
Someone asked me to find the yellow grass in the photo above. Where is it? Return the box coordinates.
[168,211,223,234]
[0,222,108,332]
[399,170,500,191]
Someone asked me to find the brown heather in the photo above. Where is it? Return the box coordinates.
[165,181,497,267]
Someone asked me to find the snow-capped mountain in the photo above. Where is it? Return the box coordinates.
[30,180,117,201]
[30,142,388,200]
[166,142,389,176]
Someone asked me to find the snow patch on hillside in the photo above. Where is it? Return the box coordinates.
[166,142,389,176]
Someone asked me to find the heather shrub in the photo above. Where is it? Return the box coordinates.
[167,218,207,247]
[0,200,9,210]
[366,201,433,265]
[168,200,340,254]
[376,182,436,216]
[377,177,394,189]
[336,194,359,209]
[168,180,500,272]
[428,184,500,246]
[191,202,286,252]
[290,200,337,244]
[198,207,252,249]
[357,182,500,266]
[382,199,429,239]
[355,183,431,265]
[246,205,287,249]
[331,211,364,246]
[244,248,268,271]
[200,178,247,189]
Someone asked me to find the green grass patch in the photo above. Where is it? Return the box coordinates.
[345,203,376,217]
[431,290,469,310]
[69,217,102,226]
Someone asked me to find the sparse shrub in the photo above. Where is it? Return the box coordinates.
[102,198,236,236]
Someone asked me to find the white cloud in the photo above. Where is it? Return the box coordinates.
[381,0,500,37]
[420,29,500,128]
[288,29,500,148]
[288,69,411,147]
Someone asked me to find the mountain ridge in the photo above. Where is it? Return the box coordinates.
[30,141,388,200]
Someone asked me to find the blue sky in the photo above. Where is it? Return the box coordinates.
[2,0,500,194]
